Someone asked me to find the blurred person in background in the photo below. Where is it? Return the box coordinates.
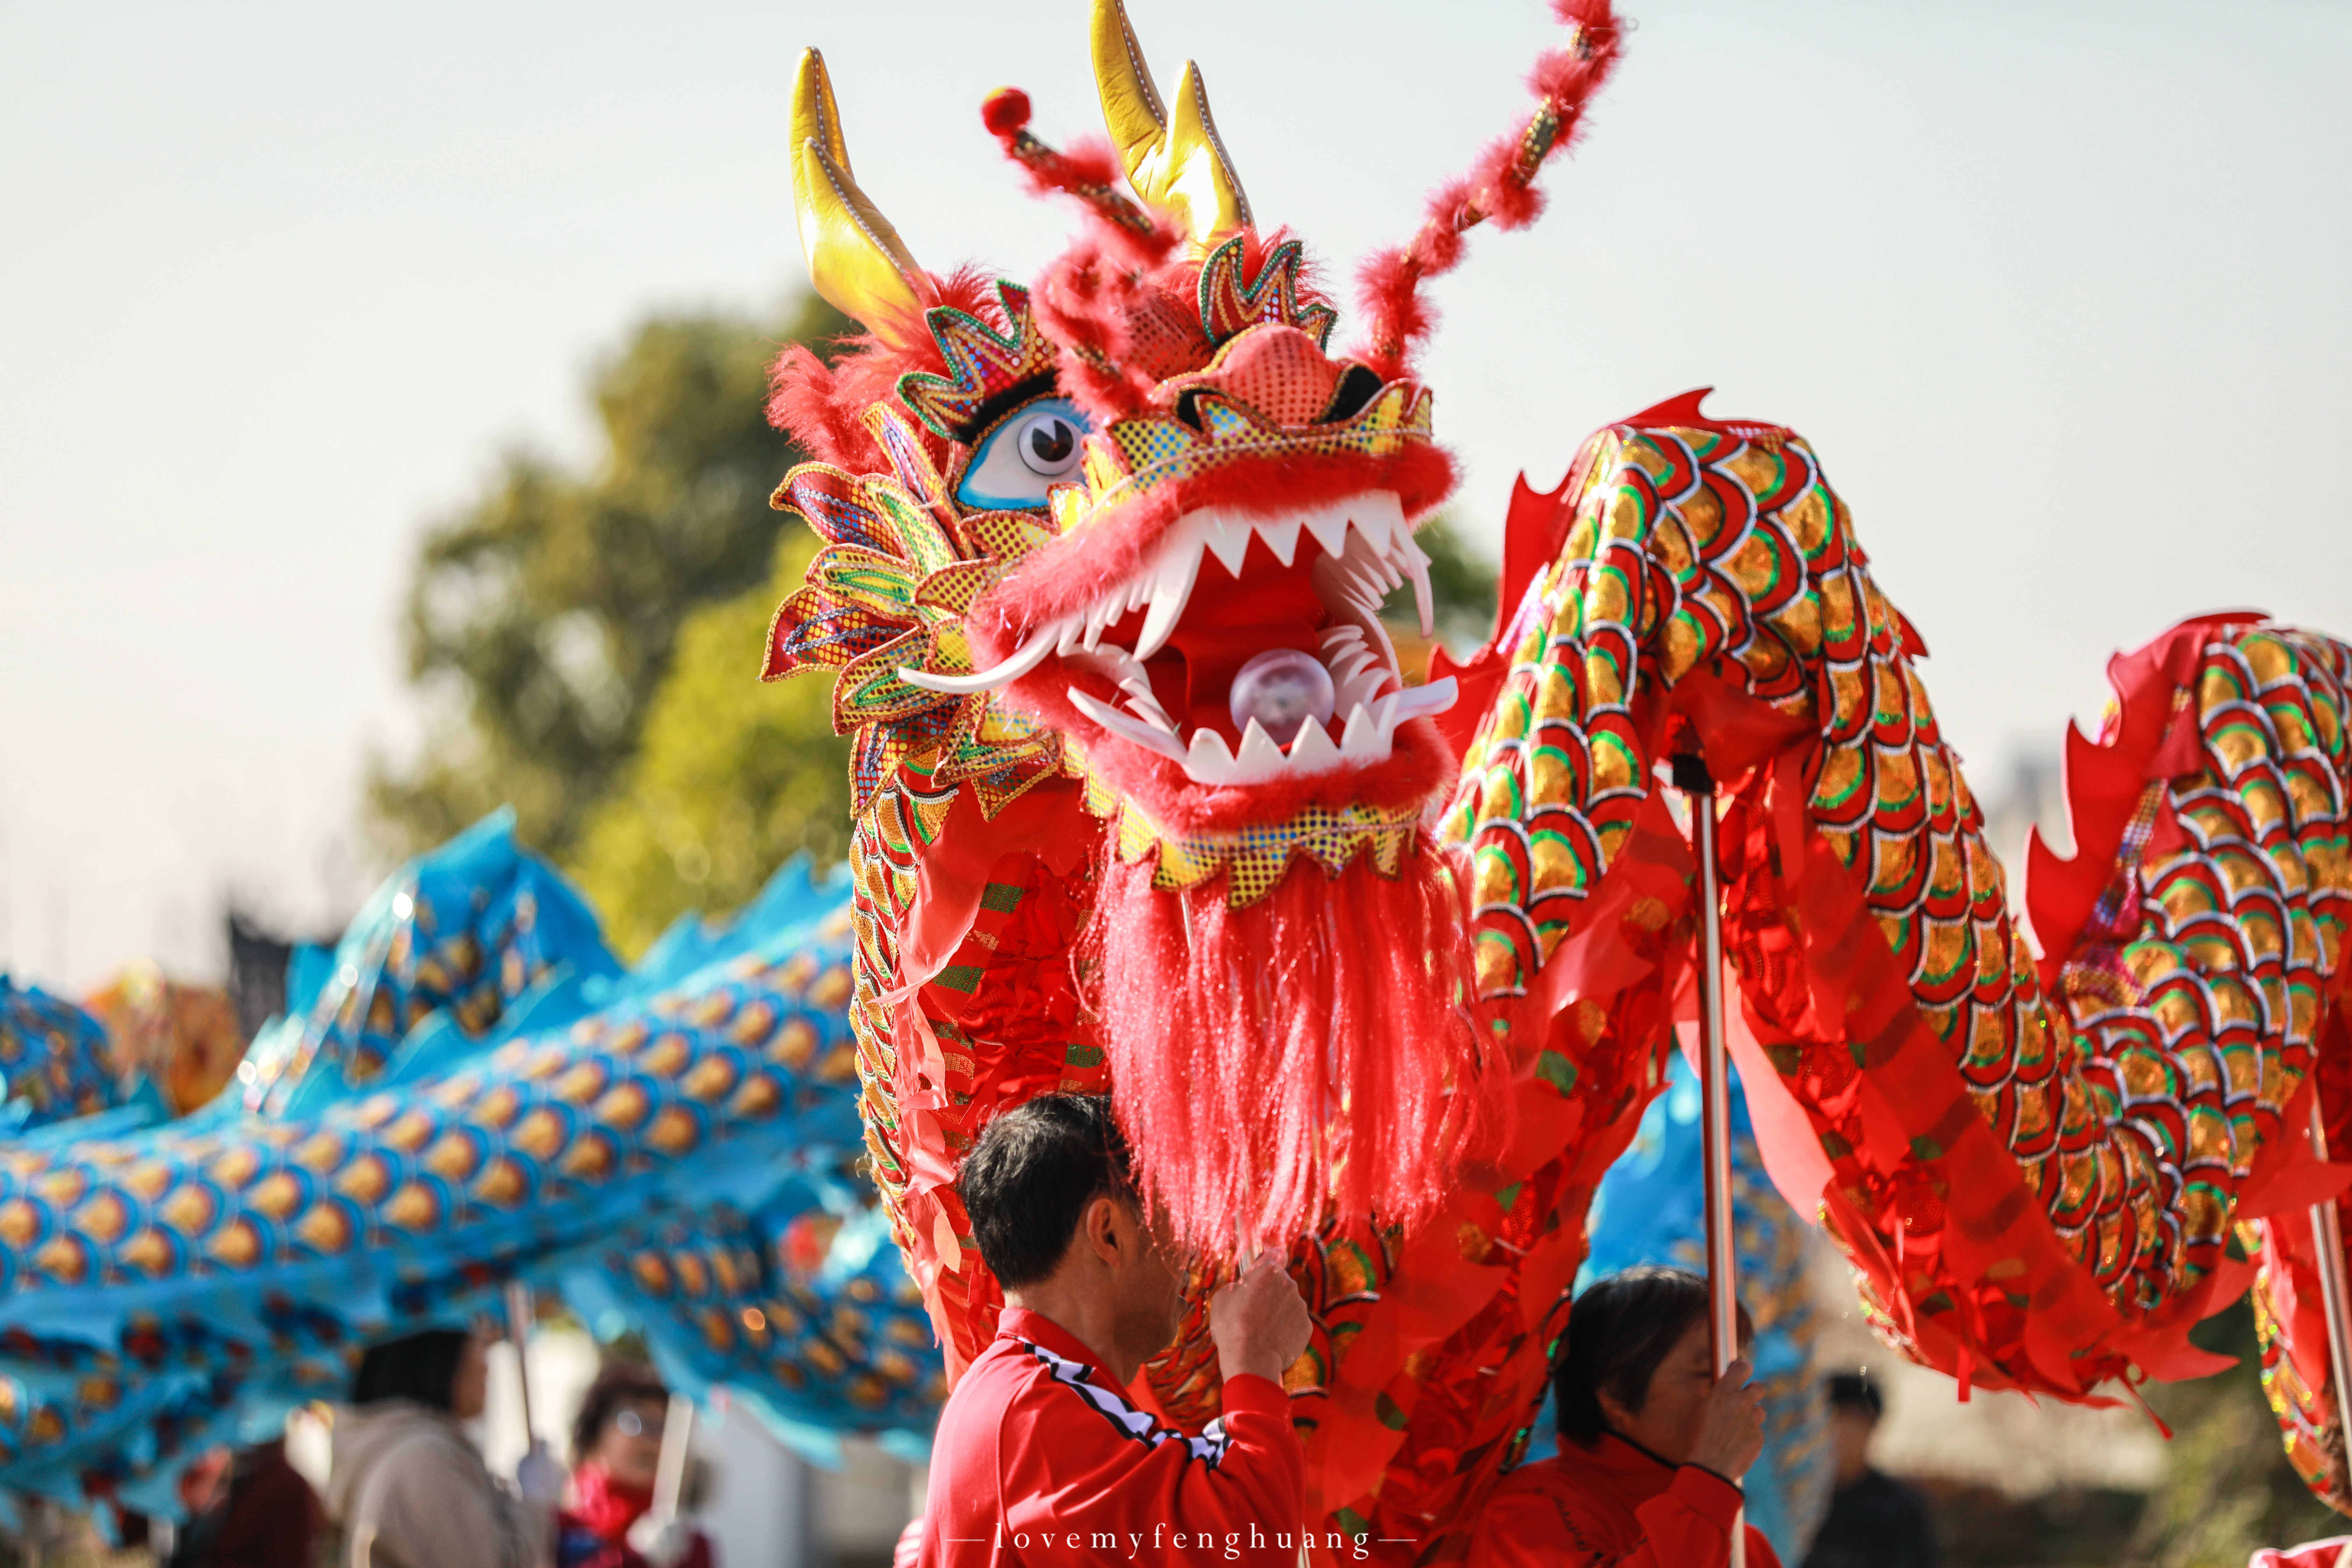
[166,1436,323,1568]
[326,1324,553,1568]
[1472,1266,1777,1568]
[1801,1371,1935,1568]
[556,1360,714,1568]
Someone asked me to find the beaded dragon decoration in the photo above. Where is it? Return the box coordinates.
[769,0,2352,1550]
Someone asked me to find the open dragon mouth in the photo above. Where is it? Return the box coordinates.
[933,489,1458,790]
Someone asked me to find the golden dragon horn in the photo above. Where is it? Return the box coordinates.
[790,48,927,346]
[1089,0,1252,248]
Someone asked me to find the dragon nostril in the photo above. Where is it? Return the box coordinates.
[1318,364,1385,423]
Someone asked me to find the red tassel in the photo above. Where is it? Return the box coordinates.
[1352,0,1626,378]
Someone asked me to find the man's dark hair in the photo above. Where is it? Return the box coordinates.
[351,1328,472,1412]
[958,1094,1136,1289]
[1553,1266,1752,1444]
[1827,1370,1884,1421]
[572,1359,670,1463]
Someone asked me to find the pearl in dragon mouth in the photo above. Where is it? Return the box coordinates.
[904,488,1457,786]
[1227,649,1336,747]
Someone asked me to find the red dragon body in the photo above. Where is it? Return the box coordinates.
[762,2,2352,1552]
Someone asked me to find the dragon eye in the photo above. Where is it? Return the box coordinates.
[955,396,1091,511]
[1020,413,1079,474]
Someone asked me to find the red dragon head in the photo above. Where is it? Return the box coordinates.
[764,0,1622,1255]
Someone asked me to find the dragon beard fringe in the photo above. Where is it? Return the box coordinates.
[1085,842,1497,1256]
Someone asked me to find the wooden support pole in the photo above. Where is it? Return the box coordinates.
[1674,752,1745,1568]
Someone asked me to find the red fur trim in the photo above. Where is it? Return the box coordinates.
[968,441,1457,640]
[766,345,871,471]
[1084,842,1498,1252]
[1027,199,1196,424]
[1032,232,1178,422]
[765,267,1001,472]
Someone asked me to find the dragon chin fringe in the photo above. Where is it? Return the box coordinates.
[1085,842,1495,1255]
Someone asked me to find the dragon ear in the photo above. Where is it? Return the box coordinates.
[791,48,928,346]
[1090,0,1251,249]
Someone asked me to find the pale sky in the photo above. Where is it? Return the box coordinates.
[3,0,2347,991]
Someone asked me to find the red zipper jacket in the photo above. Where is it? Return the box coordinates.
[1468,1434,1783,1568]
[916,1307,1309,1564]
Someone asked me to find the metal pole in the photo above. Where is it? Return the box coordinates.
[2307,1098,2352,1456]
[649,1392,694,1527]
[504,1281,539,1444]
[1673,752,1745,1568]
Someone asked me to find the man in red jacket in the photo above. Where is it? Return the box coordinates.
[916,1094,1314,1565]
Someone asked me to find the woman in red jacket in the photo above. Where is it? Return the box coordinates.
[556,1362,714,1568]
[1472,1266,1778,1568]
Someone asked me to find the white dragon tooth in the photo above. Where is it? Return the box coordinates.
[1334,674,1393,716]
[1068,687,1189,761]
[1063,643,1145,689]
[1339,702,1385,758]
[1183,727,1237,785]
[1198,507,1254,577]
[1118,678,1176,730]
[1056,616,1085,655]
[1320,624,1366,651]
[1134,538,1202,661]
[899,622,1060,693]
[1232,718,1288,778]
[1254,515,1302,568]
[1405,562,1435,637]
[1302,499,1353,562]
[1333,647,1397,703]
[1347,564,1393,606]
[1373,691,1401,735]
[1286,714,1342,772]
[1391,676,1459,719]
[1394,533,1436,638]
[1353,491,1405,556]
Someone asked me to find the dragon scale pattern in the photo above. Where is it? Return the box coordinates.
[1444,410,2352,1410]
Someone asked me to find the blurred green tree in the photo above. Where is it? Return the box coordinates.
[1408,514,1502,653]
[569,527,850,958]
[367,295,852,863]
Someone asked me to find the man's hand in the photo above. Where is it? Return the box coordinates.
[626,1516,695,1568]
[1208,1252,1311,1385]
[513,1439,567,1505]
[1687,1357,1766,1481]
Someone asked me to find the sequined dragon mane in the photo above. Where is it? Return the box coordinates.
[768,0,2352,1548]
